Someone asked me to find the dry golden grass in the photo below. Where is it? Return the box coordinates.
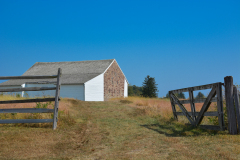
[112,96,173,119]
[0,95,239,160]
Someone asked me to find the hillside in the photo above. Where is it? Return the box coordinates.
[0,96,240,159]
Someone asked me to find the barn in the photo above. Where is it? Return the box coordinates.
[0,59,128,101]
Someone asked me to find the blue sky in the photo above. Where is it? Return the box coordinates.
[0,0,239,97]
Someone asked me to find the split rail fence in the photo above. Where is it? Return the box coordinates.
[0,68,62,130]
[169,76,240,135]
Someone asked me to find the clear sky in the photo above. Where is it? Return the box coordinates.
[0,0,239,97]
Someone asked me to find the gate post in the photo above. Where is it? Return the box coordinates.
[53,68,62,130]
[216,83,225,131]
[233,86,240,133]
[224,76,237,135]
[188,88,196,121]
[169,91,178,120]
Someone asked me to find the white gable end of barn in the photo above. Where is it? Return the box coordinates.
[84,73,104,101]
[124,79,128,97]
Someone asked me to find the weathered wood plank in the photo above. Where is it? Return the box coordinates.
[188,88,196,120]
[0,87,56,92]
[216,83,225,131]
[176,111,219,116]
[170,82,223,93]
[194,86,216,126]
[171,93,194,125]
[233,86,240,133]
[0,108,54,113]
[0,75,58,80]
[178,97,218,104]
[224,76,238,135]
[0,119,53,124]
[53,68,62,130]
[169,91,178,120]
[0,98,57,104]
[25,81,56,84]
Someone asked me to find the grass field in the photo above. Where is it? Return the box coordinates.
[0,95,239,159]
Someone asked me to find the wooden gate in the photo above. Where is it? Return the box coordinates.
[0,68,61,130]
[169,82,225,131]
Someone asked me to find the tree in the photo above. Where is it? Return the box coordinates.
[195,92,205,99]
[128,85,143,96]
[141,75,158,98]
[166,93,169,98]
[166,92,185,99]
[128,85,134,96]
[177,92,185,99]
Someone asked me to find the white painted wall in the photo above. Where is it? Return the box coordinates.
[124,79,128,97]
[24,84,84,100]
[84,74,104,101]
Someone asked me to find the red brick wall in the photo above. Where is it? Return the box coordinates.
[104,61,125,101]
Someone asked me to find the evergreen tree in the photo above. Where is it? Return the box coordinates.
[195,92,205,99]
[141,75,158,98]
[177,92,185,99]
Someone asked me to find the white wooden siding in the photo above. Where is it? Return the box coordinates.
[84,74,104,101]
[124,79,128,97]
[24,84,84,100]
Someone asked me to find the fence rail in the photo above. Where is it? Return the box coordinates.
[179,97,218,104]
[0,98,58,104]
[0,68,62,130]
[170,82,223,93]
[0,87,57,92]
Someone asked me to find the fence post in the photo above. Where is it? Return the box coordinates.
[169,91,178,120]
[216,83,225,131]
[233,86,240,133]
[188,88,196,121]
[224,76,237,134]
[53,68,62,130]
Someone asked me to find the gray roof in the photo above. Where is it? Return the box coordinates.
[0,59,114,86]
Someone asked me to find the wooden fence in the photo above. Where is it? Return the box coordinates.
[0,68,61,130]
[169,76,240,134]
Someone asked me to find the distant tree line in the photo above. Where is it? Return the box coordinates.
[165,92,185,99]
[166,91,205,99]
[128,85,143,96]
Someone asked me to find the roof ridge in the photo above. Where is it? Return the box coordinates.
[35,59,115,64]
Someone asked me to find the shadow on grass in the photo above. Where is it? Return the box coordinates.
[141,123,221,137]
